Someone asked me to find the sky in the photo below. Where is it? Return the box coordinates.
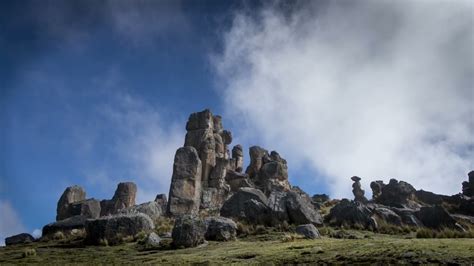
[1,0,472,245]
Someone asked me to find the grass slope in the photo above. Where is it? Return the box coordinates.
[1,231,473,264]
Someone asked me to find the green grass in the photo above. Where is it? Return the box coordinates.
[1,231,473,264]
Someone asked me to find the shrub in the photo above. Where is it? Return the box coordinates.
[22,248,36,258]
[154,217,174,235]
[416,227,474,238]
[52,231,65,241]
[99,238,109,246]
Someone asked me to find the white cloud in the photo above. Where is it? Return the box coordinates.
[213,1,473,198]
[0,200,26,246]
[32,229,42,239]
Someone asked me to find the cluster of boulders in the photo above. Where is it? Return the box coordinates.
[4,109,474,248]
[327,173,474,231]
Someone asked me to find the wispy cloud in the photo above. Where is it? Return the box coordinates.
[213,1,473,198]
[0,200,26,246]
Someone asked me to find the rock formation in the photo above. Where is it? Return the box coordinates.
[245,146,290,195]
[351,176,367,203]
[171,215,206,248]
[167,146,203,216]
[373,179,417,208]
[168,109,250,215]
[5,233,35,246]
[85,213,154,245]
[462,171,474,197]
[57,185,87,221]
[101,182,137,216]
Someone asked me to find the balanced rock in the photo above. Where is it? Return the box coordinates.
[172,215,206,248]
[5,233,35,246]
[100,182,137,216]
[57,185,86,221]
[351,176,368,203]
[167,146,202,216]
[85,213,154,245]
[295,224,321,239]
[204,216,237,241]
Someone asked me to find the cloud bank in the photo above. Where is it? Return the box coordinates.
[214,1,473,198]
[0,200,26,246]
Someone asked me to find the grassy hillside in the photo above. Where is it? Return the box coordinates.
[1,230,473,264]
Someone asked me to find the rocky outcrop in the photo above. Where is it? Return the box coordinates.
[373,207,402,226]
[172,215,206,248]
[43,215,88,238]
[245,146,290,195]
[370,181,385,200]
[374,179,417,208]
[220,187,268,222]
[101,182,137,216]
[85,213,154,245]
[462,171,474,197]
[204,217,237,241]
[57,185,86,221]
[295,224,321,239]
[325,199,376,230]
[285,190,323,225]
[415,205,458,229]
[68,199,101,219]
[5,233,35,246]
[167,146,202,216]
[231,145,244,172]
[351,176,368,203]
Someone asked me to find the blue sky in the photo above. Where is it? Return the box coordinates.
[1,0,472,245]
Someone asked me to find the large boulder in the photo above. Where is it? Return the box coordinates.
[85,213,154,245]
[43,215,88,238]
[204,217,237,241]
[225,170,253,192]
[285,190,323,225]
[68,199,101,219]
[172,215,206,248]
[119,201,164,220]
[373,207,402,226]
[100,182,137,216]
[370,181,385,200]
[295,224,321,239]
[391,208,423,227]
[415,205,458,229]
[220,187,268,221]
[5,233,35,246]
[325,199,375,229]
[243,199,272,225]
[268,191,289,224]
[167,146,202,216]
[375,179,417,208]
[56,185,86,221]
[415,190,445,205]
[462,171,474,197]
